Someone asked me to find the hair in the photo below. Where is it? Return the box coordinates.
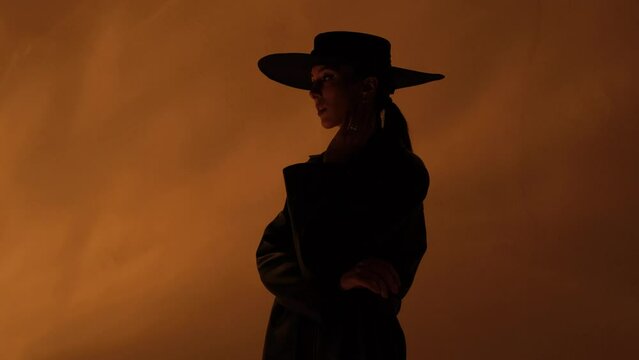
[377,95,413,152]
[350,66,414,153]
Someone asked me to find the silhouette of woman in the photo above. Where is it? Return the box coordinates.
[256,31,444,360]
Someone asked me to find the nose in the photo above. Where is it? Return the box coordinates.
[309,80,322,99]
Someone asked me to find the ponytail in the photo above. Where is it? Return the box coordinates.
[350,64,415,153]
[378,95,413,152]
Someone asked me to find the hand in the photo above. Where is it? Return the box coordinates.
[339,257,401,299]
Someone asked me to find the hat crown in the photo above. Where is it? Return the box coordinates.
[310,31,391,70]
[257,31,444,91]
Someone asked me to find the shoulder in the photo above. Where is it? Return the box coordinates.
[371,134,428,177]
[404,150,429,185]
[388,148,430,198]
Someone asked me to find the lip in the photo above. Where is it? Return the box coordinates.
[317,107,327,115]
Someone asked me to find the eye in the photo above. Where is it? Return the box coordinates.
[310,71,337,88]
[322,73,334,81]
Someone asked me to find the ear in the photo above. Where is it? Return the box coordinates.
[361,76,379,100]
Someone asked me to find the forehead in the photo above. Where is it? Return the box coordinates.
[310,64,353,77]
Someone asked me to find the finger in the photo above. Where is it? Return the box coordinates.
[358,278,381,296]
[363,263,396,296]
[340,271,356,291]
[358,259,401,295]
[347,273,377,294]
[385,262,402,293]
[370,258,400,284]
[357,268,389,299]
[368,270,388,299]
[377,276,388,298]
[341,270,374,292]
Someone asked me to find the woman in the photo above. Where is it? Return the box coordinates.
[256,31,444,360]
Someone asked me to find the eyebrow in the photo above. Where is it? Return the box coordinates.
[310,65,337,80]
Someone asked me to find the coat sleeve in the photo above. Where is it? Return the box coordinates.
[282,150,429,305]
[256,200,343,323]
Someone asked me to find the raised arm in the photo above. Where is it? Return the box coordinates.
[282,149,429,306]
[256,201,343,322]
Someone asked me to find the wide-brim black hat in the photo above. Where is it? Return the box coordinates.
[258,31,444,92]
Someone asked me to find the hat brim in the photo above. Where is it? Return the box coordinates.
[258,53,444,91]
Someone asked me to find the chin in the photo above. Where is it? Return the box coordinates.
[320,116,342,129]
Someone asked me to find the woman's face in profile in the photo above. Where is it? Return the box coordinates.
[309,64,360,129]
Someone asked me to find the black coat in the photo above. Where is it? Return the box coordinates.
[256,130,429,360]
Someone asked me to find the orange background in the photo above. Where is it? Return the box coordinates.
[1,0,637,359]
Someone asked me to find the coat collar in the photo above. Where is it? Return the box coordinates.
[307,130,402,164]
